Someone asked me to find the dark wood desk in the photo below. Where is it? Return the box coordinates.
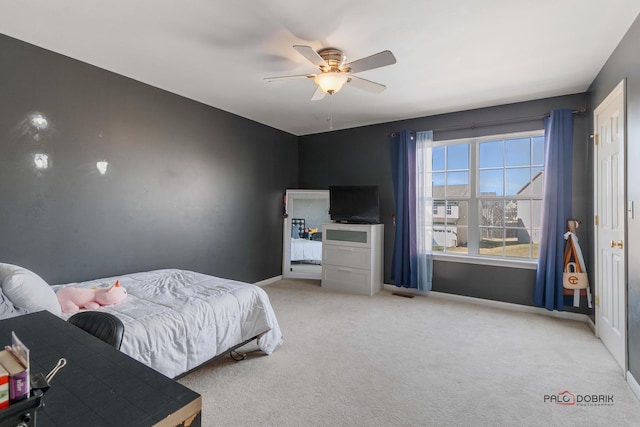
[0,311,201,426]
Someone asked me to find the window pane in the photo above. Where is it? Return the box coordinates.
[445,200,467,223]
[505,228,531,258]
[533,136,544,165]
[446,171,468,186]
[433,224,458,251]
[479,169,503,196]
[433,172,445,197]
[479,227,504,255]
[505,138,531,167]
[505,199,518,225]
[434,200,468,254]
[432,146,445,171]
[531,200,542,228]
[479,140,503,168]
[447,144,469,169]
[446,171,469,196]
[513,200,528,228]
[531,237,540,258]
[447,200,469,254]
[447,201,468,254]
[433,217,445,251]
[531,167,544,195]
[450,226,468,254]
[480,200,504,227]
[433,201,445,219]
[505,167,532,196]
[505,227,518,243]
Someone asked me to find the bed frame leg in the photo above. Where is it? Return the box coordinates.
[230,350,246,361]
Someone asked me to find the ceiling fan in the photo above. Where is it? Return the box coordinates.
[265,45,396,101]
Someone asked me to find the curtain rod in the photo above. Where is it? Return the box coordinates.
[389,108,586,137]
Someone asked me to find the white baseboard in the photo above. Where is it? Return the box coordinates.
[627,371,640,402]
[383,284,590,323]
[253,275,282,287]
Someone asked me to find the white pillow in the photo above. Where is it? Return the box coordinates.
[0,263,62,315]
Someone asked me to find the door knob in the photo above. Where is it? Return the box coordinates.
[617,240,623,249]
[610,240,616,248]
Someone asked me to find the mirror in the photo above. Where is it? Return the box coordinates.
[282,189,330,279]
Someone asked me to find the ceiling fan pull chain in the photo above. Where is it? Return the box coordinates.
[328,95,334,130]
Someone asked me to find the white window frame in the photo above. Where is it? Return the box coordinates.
[428,130,544,269]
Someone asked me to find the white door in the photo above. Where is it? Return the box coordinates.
[594,79,626,371]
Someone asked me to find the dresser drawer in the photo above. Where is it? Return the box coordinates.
[323,245,371,270]
[321,265,372,295]
[322,225,371,248]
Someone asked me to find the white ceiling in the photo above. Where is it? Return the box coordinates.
[1,1,639,136]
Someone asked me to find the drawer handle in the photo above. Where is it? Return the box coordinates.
[337,267,354,272]
[335,247,355,252]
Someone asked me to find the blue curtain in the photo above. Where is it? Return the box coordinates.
[390,130,418,288]
[534,109,574,311]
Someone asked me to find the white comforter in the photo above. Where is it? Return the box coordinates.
[53,269,283,378]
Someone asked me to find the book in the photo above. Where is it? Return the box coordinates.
[0,364,8,409]
[0,350,27,403]
[0,332,30,403]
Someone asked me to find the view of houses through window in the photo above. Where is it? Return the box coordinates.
[420,131,544,260]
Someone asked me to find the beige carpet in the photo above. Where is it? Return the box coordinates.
[178,279,640,426]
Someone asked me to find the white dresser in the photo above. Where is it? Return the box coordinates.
[321,223,384,296]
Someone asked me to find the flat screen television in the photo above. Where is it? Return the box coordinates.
[329,185,380,224]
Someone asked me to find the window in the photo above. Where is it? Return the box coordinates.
[420,131,544,261]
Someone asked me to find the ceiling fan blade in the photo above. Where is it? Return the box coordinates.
[264,74,316,82]
[293,45,327,69]
[346,76,386,94]
[344,50,396,74]
[311,86,326,101]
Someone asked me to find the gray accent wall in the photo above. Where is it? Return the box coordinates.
[588,14,640,381]
[0,34,298,285]
[299,93,590,309]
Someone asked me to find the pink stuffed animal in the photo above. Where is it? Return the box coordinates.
[56,280,128,313]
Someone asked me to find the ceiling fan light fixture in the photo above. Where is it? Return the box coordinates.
[314,72,348,95]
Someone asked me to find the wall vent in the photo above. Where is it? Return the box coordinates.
[392,292,415,299]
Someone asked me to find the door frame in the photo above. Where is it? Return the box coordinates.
[593,78,627,373]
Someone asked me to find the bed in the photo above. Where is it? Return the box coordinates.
[0,263,283,379]
[291,218,322,262]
